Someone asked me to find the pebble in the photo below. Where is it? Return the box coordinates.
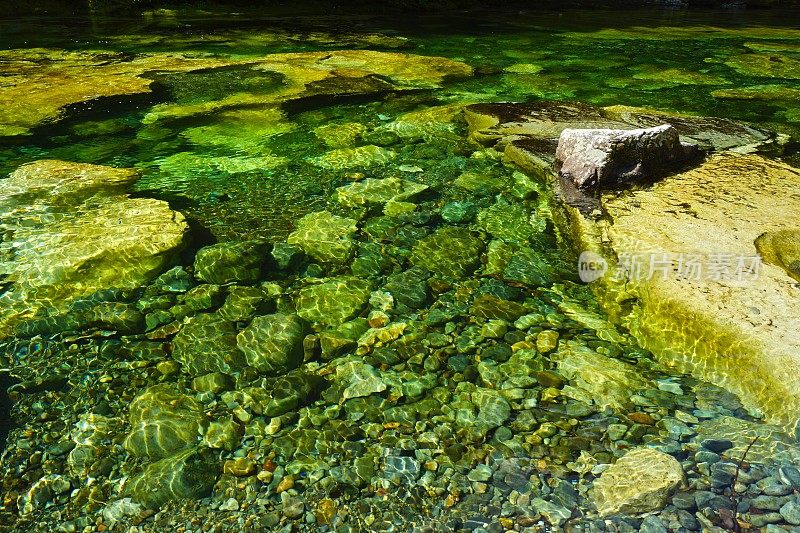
[780,465,800,490]
[219,498,239,511]
[700,439,734,454]
[640,515,668,533]
[753,494,791,511]
[781,500,800,525]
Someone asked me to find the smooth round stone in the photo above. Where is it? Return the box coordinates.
[441,201,477,223]
[192,372,235,394]
[779,465,800,490]
[281,493,305,519]
[695,450,721,464]
[467,465,493,482]
[671,491,696,510]
[757,476,793,496]
[219,498,239,511]
[752,495,791,511]
[748,512,784,527]
[535,330,559,353]
[780,500,800,525]
[640,515,668,533]
[700,438,734,454]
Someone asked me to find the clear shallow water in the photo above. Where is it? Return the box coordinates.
[1,6,800,531]
[1,7,800,238]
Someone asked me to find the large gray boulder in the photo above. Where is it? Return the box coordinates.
[555,124,699,188]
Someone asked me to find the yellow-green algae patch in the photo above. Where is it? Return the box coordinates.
[0,48,247,137]
[744,41,800,53]
[0,160,187,338]
[0,48,472,137]
[142,50,474,124]
[562,26,800,41]
[181,107,296,150]
[631,67,730,87]
[712,84,800,101]
[560,153,800,430]
[718,53,800,79]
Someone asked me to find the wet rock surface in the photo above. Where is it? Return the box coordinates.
[556,124,700,188]
[0,160,188,339]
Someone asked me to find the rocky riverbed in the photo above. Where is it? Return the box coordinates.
[2,9,800,533]
[2,98,800,532]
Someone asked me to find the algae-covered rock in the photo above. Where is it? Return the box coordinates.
[371,103,465,142]
[470,294,526,322]
[233,370,324,417]
[0,160,187,338]
[410,227,484,280]
[560,153,800,429]
[383,267,430,311]
[313,122,367,148]
[124,384,207,459]
[295,278,372,326]
[181,107,294,150]
[217,286,274,322]
[0,49,240,137]
[143,50,473,125]
[319,319,371,360]
[287,211,358,264]
[722,53,800,80]
[755,230,800,282]
[0,47,471,138]
[126,447,218,510]
[203,419,243,451]
[309,145,396,170]
[236,314,306,375]
[335,177,428,208]
[263,371,325,416]
[711,84,800,102]
[553,341,651,411]
[591,447,685,516]
[335,360,387,400]
[470,387,512,439]
[476,200,539,244]
[171,314,245,376]
[193,241,267,285]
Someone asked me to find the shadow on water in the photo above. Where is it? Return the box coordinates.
[0,370,19,454]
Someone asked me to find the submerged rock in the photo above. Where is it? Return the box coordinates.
[126,447,218,510]
[562,153,800,430]
[334,177,428,208]
[310,145,396,170]
[465,101,780,156]
[0,160,187,338]
[755,229,800,282]
[334,360,387,400]
[124,384,207,459]
[295,277,372,326]
[287,211,358,265]
[236,314,306,375]
[410,226,484,280]
[193,241,267,285]
[172,313,245,376]
[0,49,241,137]
[591,447,685,516]
[556,124,699,188]
[553,341,651,410]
